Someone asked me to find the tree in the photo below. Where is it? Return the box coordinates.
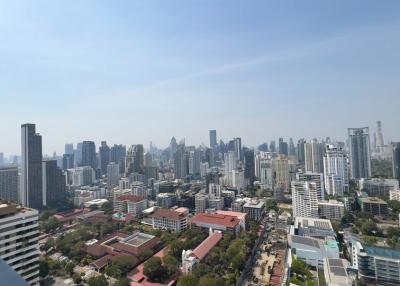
[65,261,75,275]
[163,254,179,275]
[39,259,49,278]
[100,201,113,214]
[115,277,130,286]
[72,272,82,284]
[143,257,166,282]
[88,275,108,286]
[361,220,379,236]
[114,256,135,275]
[198,273,225,286]
[89,204,98,211]
[138,249,153,261]
[177,274,198,286]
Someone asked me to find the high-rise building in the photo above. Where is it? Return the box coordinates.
[0,166,18,203]
[0,152,4,165]
[278,138,288,156]
[209,130,217,148]
[348,127,371,179]
[126,144,144,174]
[269,140,276,153]
[304,139,324,173]
[273,155,290,191]
[392,143,400,180]
[174,144,187,180]
[42,160,65,207]
[110,144,126,173]
[0,202,40,285]
[62,153,74,170]
[289,138,296,156]
[188,149,201,176]
[297,139,306,165]
[243,148,255,183]
[234,137,242,162]
[107,162,120,187]
[292,180,319,218]
[81,141,96,170]
[296,172,325,200]
[323,145,348,197]
[21,123,43,209]
[224,151,237,186]
[375,121,384,150]
[99,141,110,175]
[64,143,74,155]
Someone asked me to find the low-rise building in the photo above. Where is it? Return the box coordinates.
[291,217,335,239]
[323,258,351,286]
[318,200,345,220]
[359,178,399,197]
[152,207,189,232]
[359,197,388,216]
[215,210,247,230]
[243,198,265,220]
[114,195,147,215]
[182,229,223,273]
[289,235,339,268]
[190,213,241,233]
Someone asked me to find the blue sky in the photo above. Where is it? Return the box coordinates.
[0,0,400,155]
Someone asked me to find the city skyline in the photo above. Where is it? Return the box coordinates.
[1,1,400,154]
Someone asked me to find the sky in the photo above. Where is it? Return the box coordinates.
[0,0,400,155]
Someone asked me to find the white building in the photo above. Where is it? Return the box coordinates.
[323,258,352,286]
[113,195,147,214]
[231,169,245,191]
[66,166,95,187]
[224,151,237,186]
[152,208,189,232]
[0,203,39,285]
[323,145,348,197]
[390,189,400,201]
[296,172,325,200]
[195,193,209,214]
[292,180,319,218]
[243,198,265,220]
[318,200,345,220]
[305,139,324,173]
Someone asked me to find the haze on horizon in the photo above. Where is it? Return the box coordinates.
[0,0,400,155]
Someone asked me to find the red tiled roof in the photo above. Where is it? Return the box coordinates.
[215,210,247,220]
[190,213,240,228]
[152,209,186,220]
[192,232,223,260]
[116,195,145,203]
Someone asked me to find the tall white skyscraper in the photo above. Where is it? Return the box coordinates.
[224,151,237,186]
[107,162,120,187]
[292,180,319,218]
[348,127,371,179]
[323,145,348,196]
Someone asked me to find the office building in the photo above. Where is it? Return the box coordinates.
[305,139,324,173]
[21,123,43,209]
[0,202,40,285]
[243,148,255,183]
[99,141,110,175]
[392,142,400,180]
[234,137,242,161]
[107,162,120,187]
[0,166,18,203]
[64,143,74,155]
[224,151,237,186]
[292,180,319,218]
[66,166,95,187]
[278,138,288,156]
[195,193,209,214]
[173,144,187,180]
[42,160,65,207]
[75,142,83,166]
[273,155,290,191]
[297,139,306,165]
[209,130,217,148]
[110,144,126,173]
[156,193,177,209]
[348,127,371,179]
[323,145,348,197]
[0,152,4,166]
[81,141,96,170]
[62,153,74,170]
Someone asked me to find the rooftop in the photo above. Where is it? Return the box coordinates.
[191,213,240,228]
[116,195,146,203]
[324,258,350,285]
[152,208,187,220]
[360,197,388,204]
[294,217,333,230]
[244,199,265,208]
[215,210,247,220]
[192,231,223,260]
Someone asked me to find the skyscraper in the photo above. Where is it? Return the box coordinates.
[297,138,306,165]
[64,143,74,155]
[288,138,296,156]
[304,139,324,173]
[323,145,348,196]
[21,123,43,209]
[99,141,110,175]
[110,144,126,173]
[0,152,4,165]
[348,127,371,179]
[0,166,18,203]
[234,137,242,162]
[81,141,96,170]
[174,144,187,180]
[42,160,66,207]
[278,138,288,156]
[126,144,144,174]
[392,143,400,180]
[209,130,217,148]
[243,148,255,183]
[62,153,74,169]
[376,121,384,149]
[107,162,120,187]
